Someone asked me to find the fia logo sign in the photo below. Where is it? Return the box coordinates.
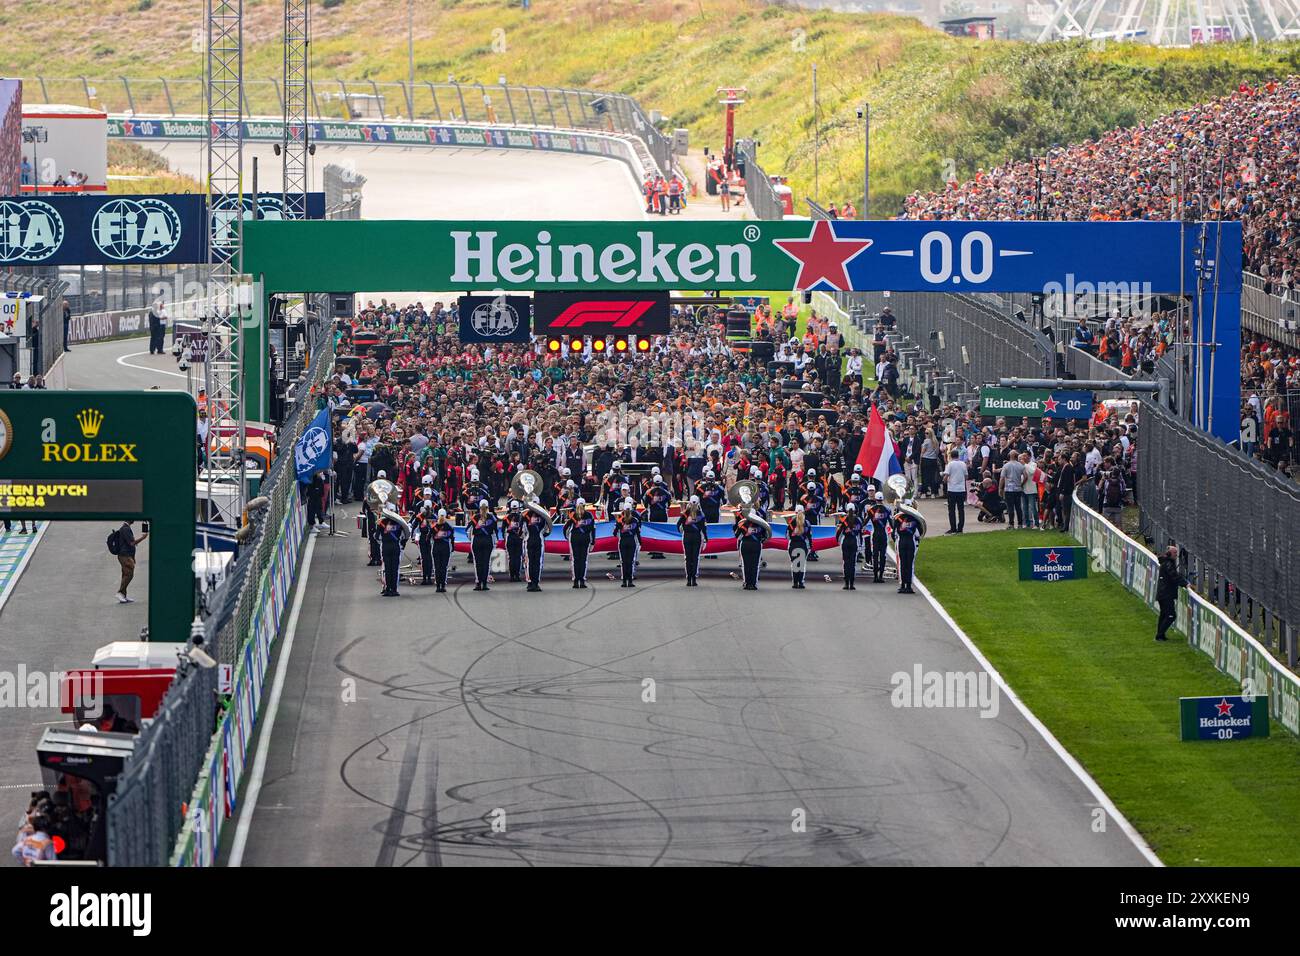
[470,295,522,337]
[0,200,64,262]
[92,198,183,261]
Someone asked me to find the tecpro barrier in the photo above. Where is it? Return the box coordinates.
[1070,490,1300,738]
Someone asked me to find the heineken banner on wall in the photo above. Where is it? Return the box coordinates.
[980,387,1094,420]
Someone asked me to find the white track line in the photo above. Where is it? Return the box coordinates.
[910,563,1164,867]
[115,351,189,379]
[227,532,317,866]
[0,522,50,616]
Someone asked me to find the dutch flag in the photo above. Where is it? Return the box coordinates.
[854,404,904,486]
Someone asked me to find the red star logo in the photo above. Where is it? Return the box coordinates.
[122,120,135,136]
[360,126,373,141]
[1044,549,1060,563]
[427,128,439,144]
[1042,396,1060,414]
[773,220,873,292]
[1215,698,1234,717]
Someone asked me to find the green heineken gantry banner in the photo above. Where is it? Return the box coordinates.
[240,217,1243,444]
[0,391,197,642]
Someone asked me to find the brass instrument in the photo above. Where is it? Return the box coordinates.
[728,479,772,540]
[883,473,927,539]
[365,478,411,542]
[510,469,554,535]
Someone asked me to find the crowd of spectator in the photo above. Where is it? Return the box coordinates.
[317,298,1139,536]
[903,76,1299,293]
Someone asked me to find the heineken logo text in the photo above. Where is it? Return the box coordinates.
[450,230,757,285]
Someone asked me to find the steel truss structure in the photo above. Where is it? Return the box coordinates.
[1036,0,1300,43]
[204,0,247,515]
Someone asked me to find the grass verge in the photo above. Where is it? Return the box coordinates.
[919,528,1300,866]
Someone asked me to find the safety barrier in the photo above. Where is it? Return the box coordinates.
[165,326,335,865]
[30,75,678,178]
[1071,489,1300,737]
[1242,271,1299,349]
[1137,399,1299,666]
[106,658,219,867]
[735,140,787,222]
[0,272,67,379]
[171,490,307,866]
[107,113,658,183]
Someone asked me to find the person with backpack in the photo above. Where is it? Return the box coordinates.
[109,521,147,604]
[1100,467,1126,527]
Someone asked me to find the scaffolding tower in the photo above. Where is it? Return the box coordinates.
[204,0,247,517]
[282,0,310,217]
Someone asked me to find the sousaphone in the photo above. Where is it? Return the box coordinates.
[727,479,772,539]
[510,469,554,535]
[365,478,411,542]
[883,473,927,539]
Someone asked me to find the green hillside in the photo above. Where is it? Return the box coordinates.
[9,0,1300,213]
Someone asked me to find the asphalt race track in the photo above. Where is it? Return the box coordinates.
[231,504,1152,866]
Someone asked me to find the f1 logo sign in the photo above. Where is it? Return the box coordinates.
[549,300,656,329]
[534,291,670,334]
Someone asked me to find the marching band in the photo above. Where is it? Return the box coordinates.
[358,467,924,595]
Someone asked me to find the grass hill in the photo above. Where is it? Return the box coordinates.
[9,0,1300,213]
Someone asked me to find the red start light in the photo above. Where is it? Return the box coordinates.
[546,337,562,352]
[592,337,607,352]
[570,337,585,352]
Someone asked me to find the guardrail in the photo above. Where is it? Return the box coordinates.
[108,113,659,182]
[735,139,787,221]
[0,273,67,379]
[1071,488,1299,736]
[30,75,678,178]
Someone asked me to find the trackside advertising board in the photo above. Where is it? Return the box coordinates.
[1179,695,1269,740]
[1018,546,1089,581]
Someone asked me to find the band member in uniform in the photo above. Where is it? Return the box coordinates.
[643,475,671,559]
[697,469,724,523]
[361,497,382,566]
[734,507,768,590]
[602,462,624,513]
[837,503,864,590]
[503,500,525,581]
[893,508,921,594]
[615,499,642,587]
[749,465,771,508]
[431,508,455,592]
[787,504,811,589]
[461,466,490,515]
[565,498,596,588]
[468,499,498,591]
[676,495,709,586]
[413,494,436,585]
[801,469,826,561]
[379,514,405,597]
[867,491,892,583]
[523,497,549,592]
[420,473,442,509]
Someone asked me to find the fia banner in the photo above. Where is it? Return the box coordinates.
[457,294,532,343]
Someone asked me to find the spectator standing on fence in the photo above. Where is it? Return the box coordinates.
[111,520,147,605]
[1155,546,1187,642]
